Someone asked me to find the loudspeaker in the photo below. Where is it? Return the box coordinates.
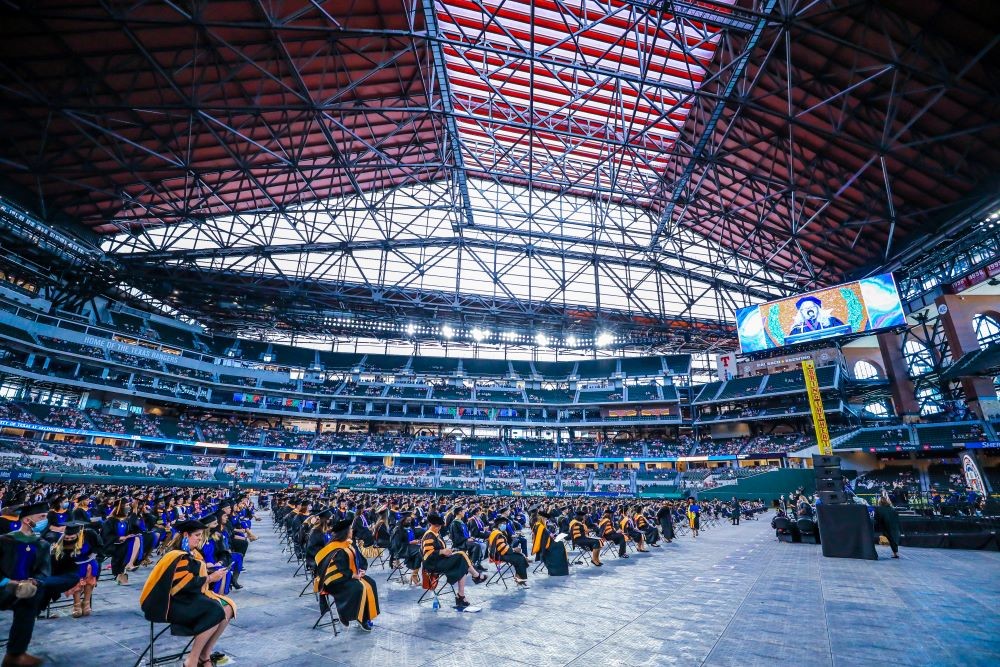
[816,478,840,492]
[814,466,843,479]
[819,490,845,505]
[813,455,841,467]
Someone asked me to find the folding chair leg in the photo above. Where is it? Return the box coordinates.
[312,596,340,634]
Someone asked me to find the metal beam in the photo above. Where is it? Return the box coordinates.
[118,234,781,301]
[648,0,779,250]
[420,0,475,228]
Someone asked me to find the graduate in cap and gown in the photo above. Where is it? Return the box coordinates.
[598,509,628,558]
[198,516,234,596]
[140,519,235,667]
[569,509,603,566]
[487,515,529,585]
[389,511,423,583]
[421,513,487,609]
[50,520,103,618]
[314,517,380,631]
[102,499,142,585]
[0,502,50,666]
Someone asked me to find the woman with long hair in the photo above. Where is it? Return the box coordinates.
[140,519,236,667]
[101,499,142,585]
[51,521,103,617]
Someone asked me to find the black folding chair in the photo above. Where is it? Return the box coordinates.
[313,594,341,634]
[417,571,455,605]
[485,558,514,589]
[131,622,196,667]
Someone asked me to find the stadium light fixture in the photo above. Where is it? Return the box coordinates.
[565,335,578,347]
[501,331,517,342]
[596,332,614,348]
[535,332,549,347]
[470,327,489,342]
[441,324,454,339]
[405,323,416,336]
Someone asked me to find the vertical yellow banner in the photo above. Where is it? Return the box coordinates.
[802,360,832,455]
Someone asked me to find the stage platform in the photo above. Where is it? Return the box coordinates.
[11,512,1000,667]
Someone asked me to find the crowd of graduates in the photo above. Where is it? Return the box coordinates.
[274,490,769,624]
[0,483,257,667]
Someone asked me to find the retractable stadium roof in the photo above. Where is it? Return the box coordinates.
[0,0,997,348]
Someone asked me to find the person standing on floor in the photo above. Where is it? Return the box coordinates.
[874,494,901,559]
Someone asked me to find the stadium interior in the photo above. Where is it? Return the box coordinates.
[0,1,997,666]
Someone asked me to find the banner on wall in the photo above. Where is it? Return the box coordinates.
[802,360,832,455]
[961,453,986,496]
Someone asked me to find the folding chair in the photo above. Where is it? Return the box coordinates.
[299,570,318,598]
[417,570,455,605]
[485,557,514,589]
[532,556,548,574]
[569,544,592,566]
[40,596,76,619]
[385,557,414,584]
[600,539,627,560]
[131,622,196,667]
[312,593,341,634]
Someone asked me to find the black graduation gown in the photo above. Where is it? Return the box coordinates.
[389,525,422,569]
[102,517,138,576]
[421,530,470,584]
[315,540,379,626]
[874,505,901,548]
[487,529,528,578]
[656,506,675,540]
[372,521,391,549]
[139,550,236,634]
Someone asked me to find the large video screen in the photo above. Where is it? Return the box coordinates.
[736,273,906,354]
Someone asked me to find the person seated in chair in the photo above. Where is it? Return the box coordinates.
[633,507,659,547]
[50,520,102,618]
[371,506,391,549]
[315,517,380,632]
[199,516,236,596]
[569,509,603,566]
[306,511,333,564]
[140,519,235,667]
[421,513,487,609]
[619,511,649,552]
[598,509,628,558]
[449,506,486,573]
[487,516,528,586]
[0,502,51,667]
[389,511,423,584]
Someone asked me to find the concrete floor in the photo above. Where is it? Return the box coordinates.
[13,511,1000,667]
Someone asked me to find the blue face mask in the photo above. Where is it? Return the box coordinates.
[62,502,70,510]
[32,518,49,534]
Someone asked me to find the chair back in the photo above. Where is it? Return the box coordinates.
[796,518,816,535]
